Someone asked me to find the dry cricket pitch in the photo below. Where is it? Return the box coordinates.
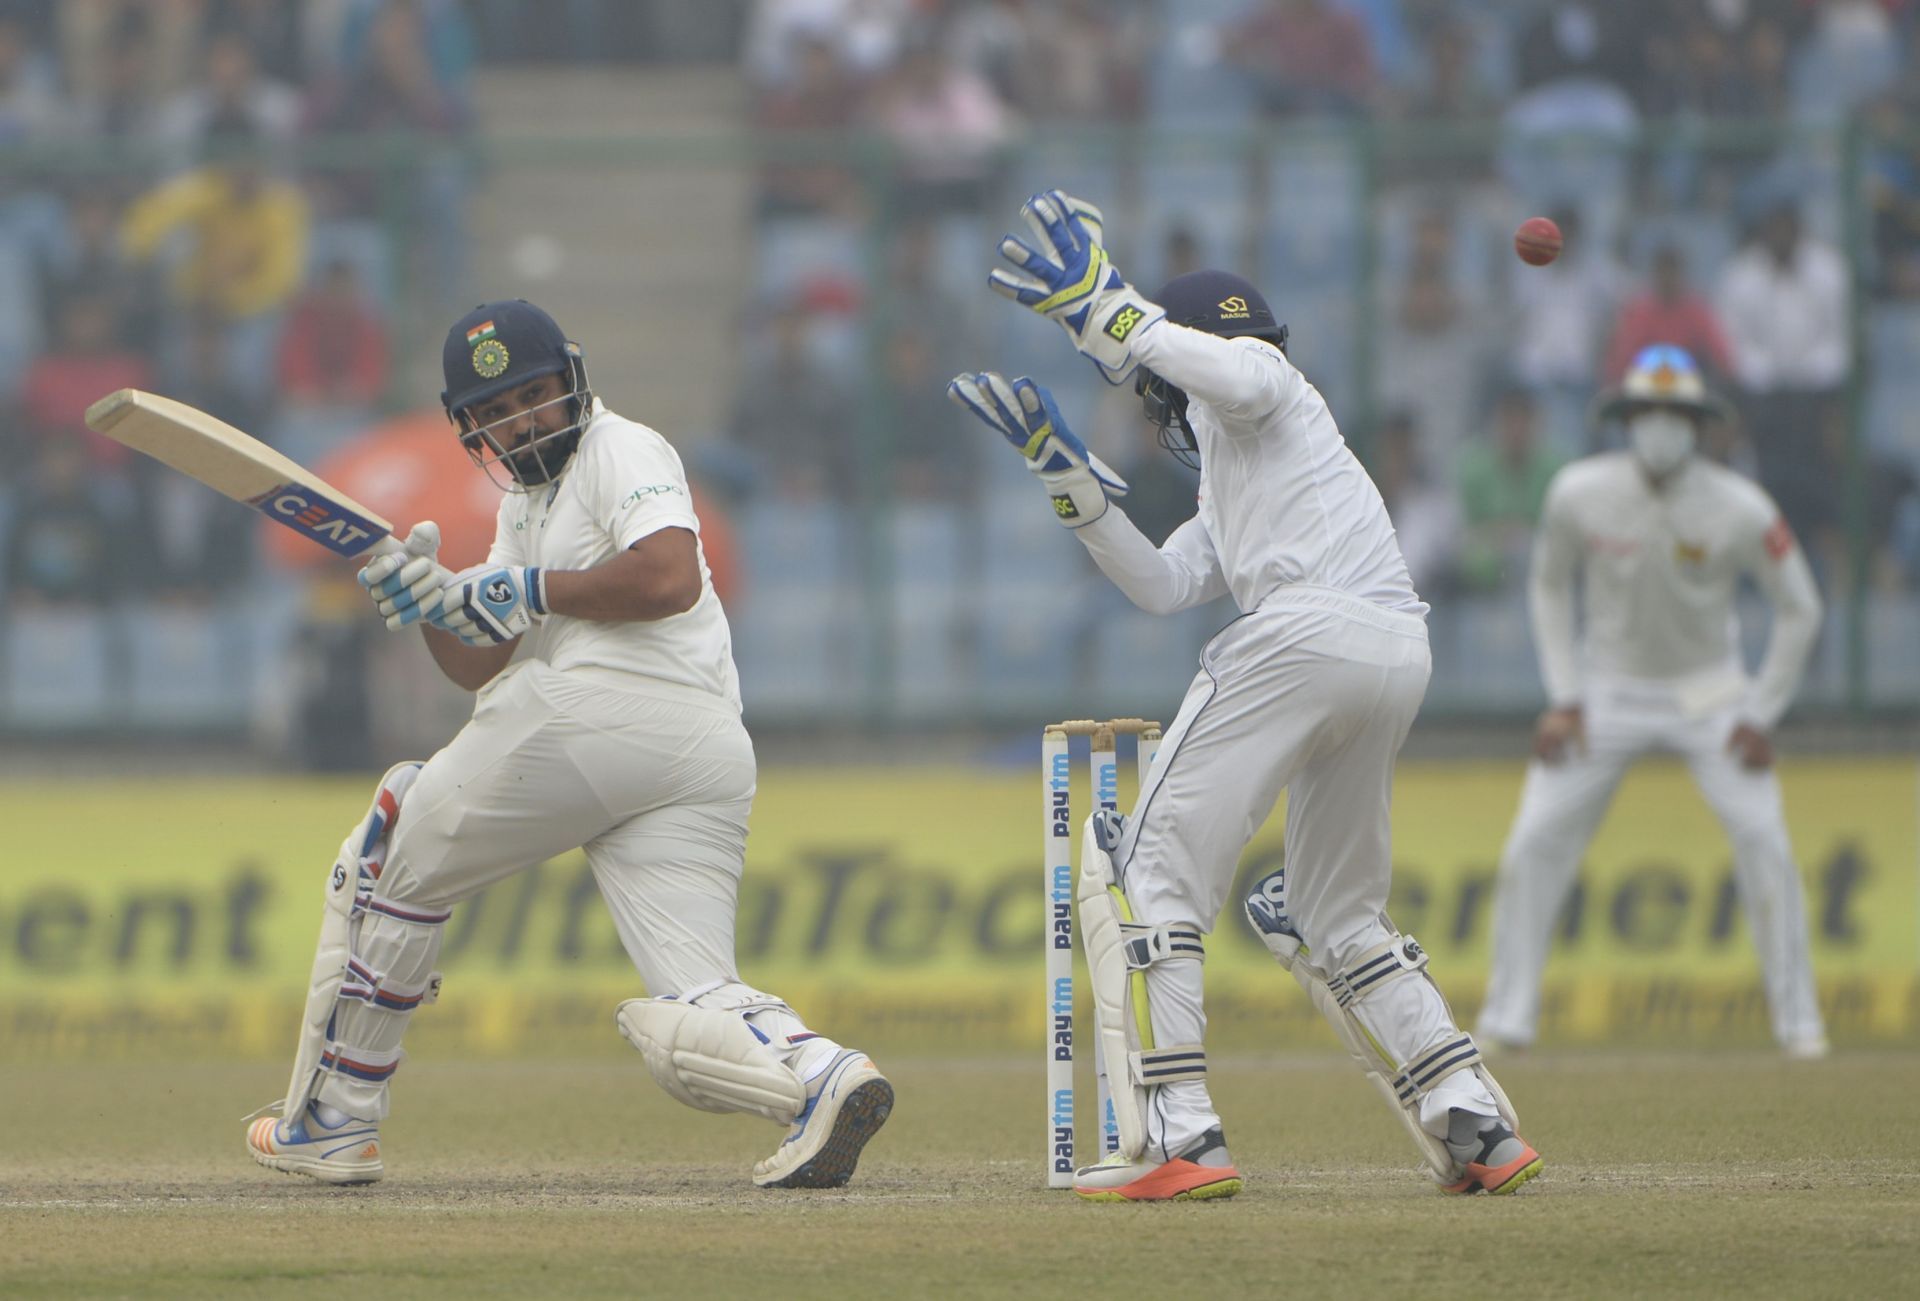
[3,1053,1916,1299]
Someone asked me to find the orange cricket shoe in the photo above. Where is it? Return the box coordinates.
[1438,1110,1543,1195]
[1073,1125,1243,1202]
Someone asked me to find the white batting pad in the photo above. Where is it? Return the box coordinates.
[616,998,806,1126]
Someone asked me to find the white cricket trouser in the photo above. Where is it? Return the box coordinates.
[318,659,834,1119]
[1477,676,1826,1050]
[1115,587,1498,1161]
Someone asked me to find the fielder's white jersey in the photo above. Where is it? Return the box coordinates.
[1077,323,1424,620]
[487,400,742,710]
[1530,452,1821,728]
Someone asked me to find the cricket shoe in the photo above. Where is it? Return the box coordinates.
[246,1102,384,1185]
[1782,1035,1830,1061]
[753,1050,893,1189]
[1073,1125,1243,1202]
[1438,1108,1542,1195]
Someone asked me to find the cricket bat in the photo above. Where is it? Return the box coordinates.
[83,388,404,559]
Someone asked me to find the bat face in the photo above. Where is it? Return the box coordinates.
[84,389,400,559]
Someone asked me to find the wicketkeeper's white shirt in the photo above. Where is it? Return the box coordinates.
[1529,451,1821,727]
[488,400,742,710]
[1074,323,1425,620]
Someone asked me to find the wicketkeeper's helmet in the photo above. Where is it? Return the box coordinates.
[1137,270,1290,468]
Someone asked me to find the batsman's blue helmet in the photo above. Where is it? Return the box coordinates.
[441,299,583,418]
[1138,270,1289,467]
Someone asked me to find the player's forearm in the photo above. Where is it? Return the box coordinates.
[422,625,515,690]
[542,546,699,622]
[1074,509,1220,615]
[1745,554,1823,728]
[1132,321,1286,418]
[1528,572,1582,707]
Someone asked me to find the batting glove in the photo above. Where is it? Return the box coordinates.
[989,190,1164,384]
[435,563,548,646]
[357,522,453,630]
[947,371,1128,528]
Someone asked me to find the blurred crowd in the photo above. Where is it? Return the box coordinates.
[718,0,1920,607]
[0,0,474,614]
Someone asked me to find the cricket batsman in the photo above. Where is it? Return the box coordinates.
[245,299,892,1186]
[1477,344,1829,1058]
[950,192,1543,1200]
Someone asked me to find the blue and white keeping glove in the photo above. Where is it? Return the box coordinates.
[988,190,1164,384]
[947,371,1128,529]
[434,563,548,646]
[357,522,452,630]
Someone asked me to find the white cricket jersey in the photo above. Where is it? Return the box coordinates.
[1077,322,1424,620]
[1530,452,1821,727]
[487,400,742,711]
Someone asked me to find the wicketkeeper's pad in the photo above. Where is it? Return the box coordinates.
[616,982,807,1126]
[1078,810,1207,1161]
[1244,868,1520,1182]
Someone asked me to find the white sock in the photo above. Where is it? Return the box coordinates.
[312,1101,358,1129]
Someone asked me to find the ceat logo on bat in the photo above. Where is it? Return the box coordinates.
[252,484,384,555]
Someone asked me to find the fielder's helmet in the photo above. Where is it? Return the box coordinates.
[1137,269,1290,467]
[1592,343,1730,424]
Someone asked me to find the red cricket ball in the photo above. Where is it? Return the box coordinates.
[1514,216,1563,267]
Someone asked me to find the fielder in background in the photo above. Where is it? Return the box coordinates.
[246,299,891,1187]
[951,191,1542,1201]
[1478,344,1828,1058]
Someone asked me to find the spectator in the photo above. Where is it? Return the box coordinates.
[1603,244,1736,383]
[275,258,391,410]
[1456,389,1562,592]
[120,112,312,327]
[302,0,471,304]
[1223,0,1376,118]
[1717,198,1851,567]
[128,313,266,599]
[3,438,120,606]
[1509,206,1624,454]
[865,36,1014,218]
[742,0,907,90]
[44,182,163,351]
[1393,13,1499,122]
[752,33,864,220]
[1370,409,1460,598]
[884,326,978,502]
[1863,92,1920,299]
[0,9,60,144]
[203,0,306,85]
[1499,8,1638,251]
[156,26,301,153]
[1376,207,1490,470]
[19,287,153,474]
[1018,0,1149,122]
[57,0,200,123]
[726,298,856,502]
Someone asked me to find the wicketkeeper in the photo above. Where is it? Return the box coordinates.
[245,299,891,1187]
[951,192,1542,1200]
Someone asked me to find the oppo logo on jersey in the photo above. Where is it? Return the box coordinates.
[256,484,383,555]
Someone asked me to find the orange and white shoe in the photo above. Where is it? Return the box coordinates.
[1438,1110,1542,1195]
[1073,1126,1242,1202]
[246,1102,384,1185]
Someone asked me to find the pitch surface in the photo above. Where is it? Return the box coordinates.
[3,1054,1915,1298]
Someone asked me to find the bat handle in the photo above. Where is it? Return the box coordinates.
[368,535,408,559]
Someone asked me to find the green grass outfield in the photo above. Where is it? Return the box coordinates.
[2,1053,1916,1299]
